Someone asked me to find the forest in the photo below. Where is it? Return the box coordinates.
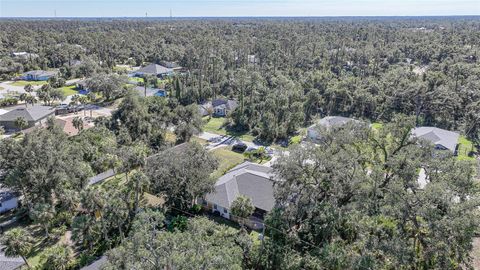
[0,17,479,142]
[0,17,479,269]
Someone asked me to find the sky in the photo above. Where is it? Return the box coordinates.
[1,0,479,17]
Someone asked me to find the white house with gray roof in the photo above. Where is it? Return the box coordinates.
[133,64,173,78]
[307,116,358,142]
[203,162,275,220]
[0,105,55,131]
[411,127,460,153]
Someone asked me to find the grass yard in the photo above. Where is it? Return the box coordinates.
[371,122,384,130]
[203,117,255,142]
[457,136,476,161]
[10,81,47,87]
[129,77,144,84]
[0,86,4,90]
[59,85,78,96]
[211,146,246,179]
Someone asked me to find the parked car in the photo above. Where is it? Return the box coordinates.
[232,142,248,153]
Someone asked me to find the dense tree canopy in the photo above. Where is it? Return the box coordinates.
[261,117,480,269]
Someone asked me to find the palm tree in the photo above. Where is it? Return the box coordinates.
[72,117,84,132]
[78,95,89,116]
[1,228,34,268]
[19,93,28,107]
[70,95,80,114]
[14,117,28,131]
[24,84,34,94]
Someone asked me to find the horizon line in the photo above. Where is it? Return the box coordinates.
[1,15,479,19]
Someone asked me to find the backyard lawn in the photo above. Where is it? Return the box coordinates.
[458,136,476,161]
[203,117,255,142]
[10,80,47,87]
[211,146,245,179]
[59,85,78,96]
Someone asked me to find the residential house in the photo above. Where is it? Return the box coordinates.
[202,162,276,227]
[55,116,94,137]
[307,116,358,142]
[20,70,58,81]
[0,105,55,131]
[87,169,116,186]
[80,256,107,270]
[411,126,460,154]
[12,52,39,60]
[0,188,18,213]
[133,64,173,78]
[159,61,184,72]
[199,99,238,117]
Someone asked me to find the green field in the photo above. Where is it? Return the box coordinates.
[371,122,384,130]
[10,80,47,87]
[203,117,255,142]
[59,85,78,96]
[457,136,476,161]
[211,146,245,179]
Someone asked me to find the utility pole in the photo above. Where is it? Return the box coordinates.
[170,9,172,19]
[54,9,57,18]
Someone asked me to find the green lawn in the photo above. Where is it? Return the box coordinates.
[10,81,47,87]
[458,136,476,161]
[59,85,78,96]
[129,77,144,84]
[211,146,246,179]
[0,86,4,90]
[371,122,384,130]
[203,117,255,142]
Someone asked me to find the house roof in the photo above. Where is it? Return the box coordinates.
[80,256,107,270]
[22,70,58,77]
[205,162,276,212]
[160,61,182,69]
[0,105,55,122]
[136,64,172,75]
[88,169,115,186]
[0,188,17,203]
[315,116,356,129]
[0,247,25,270]
[212,99,238,111]
[412,127,460,152]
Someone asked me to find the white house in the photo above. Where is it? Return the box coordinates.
[411,127,460,154]
[202,162,275,221]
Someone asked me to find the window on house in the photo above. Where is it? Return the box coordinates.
[223,208,228,214]
[214,204,217,210]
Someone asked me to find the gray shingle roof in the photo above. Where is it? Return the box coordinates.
[205,162,276,212]
[23,70,58,77]
[136,64,172,75]
[316,116,356,129]
[212,99,238,111]
[88,169,115,186]
[412,127,460,152]
[0,188,17,203]
[0,105,55,122]
[80,256,107,270]
[0,247,25,270]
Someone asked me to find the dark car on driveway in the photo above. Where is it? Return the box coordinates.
[232,142,248,153]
